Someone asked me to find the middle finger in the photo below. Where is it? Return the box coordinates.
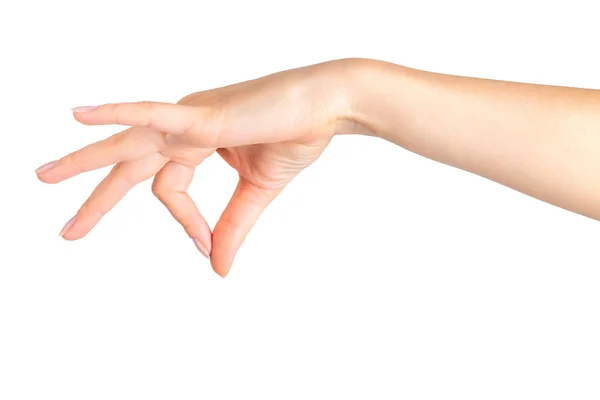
[37,127,165,184]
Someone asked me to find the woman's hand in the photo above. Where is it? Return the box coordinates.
[36,60,356,277]
[37,57,600,277]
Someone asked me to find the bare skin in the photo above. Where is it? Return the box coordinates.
[36,58,600,277]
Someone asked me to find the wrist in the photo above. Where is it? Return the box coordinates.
[333,58,415,141]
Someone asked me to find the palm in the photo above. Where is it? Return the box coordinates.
[218,139,330,190]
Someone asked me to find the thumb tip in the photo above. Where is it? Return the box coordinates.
[215,269,228,278]
[211,260,231,278]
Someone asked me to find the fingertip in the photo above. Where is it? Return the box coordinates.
[210,223,240,277]
[59,213,98,241]
[210,258,231,278]
[71,105,103,126]
[194,228,213,258]
[60,227,91,241]
[35,171,51,183]
[36,160,62,183]
[72,111,94,125]
[72,106,99,113]
[192,237,211,259]
[59,233,80,242]
[36,171,62,184]
[215,269,229,278]
[59,215,77,239]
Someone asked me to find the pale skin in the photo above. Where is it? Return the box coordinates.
[36,58,600,277]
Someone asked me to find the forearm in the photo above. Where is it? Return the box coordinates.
[346,59,600,220]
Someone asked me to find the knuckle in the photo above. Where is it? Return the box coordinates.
[111,164,137,188]
[78,202,105,220]
[151,178,168,198]
[180,220,194,233]
[195,104,224,147]
[108,103,121,124]
[113,132,133,155]
[61,153,83,175]
[119,173,137,188]
[177,93,195,105]
[138,101,155,112]
[112,131,128,146]
[212,103,227,146]
[138,101,155,129]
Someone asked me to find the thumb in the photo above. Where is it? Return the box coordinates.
[211,178,281,277]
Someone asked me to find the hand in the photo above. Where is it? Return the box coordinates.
[36,59,357,277]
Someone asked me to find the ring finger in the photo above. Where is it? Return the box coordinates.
[60,152,168,240]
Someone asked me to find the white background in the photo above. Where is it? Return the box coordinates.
[1,1,599,398]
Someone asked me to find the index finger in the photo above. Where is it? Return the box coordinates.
[72,102,219,146]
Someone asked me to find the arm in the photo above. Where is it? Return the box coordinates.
[346,59,600,219]
[36,58,600,276]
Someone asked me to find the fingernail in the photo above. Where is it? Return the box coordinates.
[59,215,76,237]
[192,238,210,259]
[35,160,59,173]
[71,106,98,112]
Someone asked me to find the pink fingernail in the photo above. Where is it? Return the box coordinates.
[192,238,210,259]
[35,160,59,173]
[59,215,76,237]
[71,106,98,112]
